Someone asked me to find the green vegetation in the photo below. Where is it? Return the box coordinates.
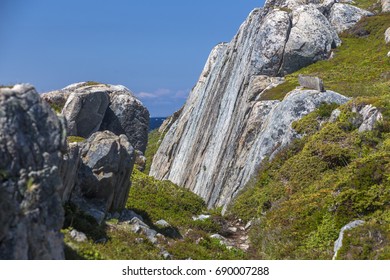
[63,169,244,260]
[260,14,390,101]
[0,85,13,89]
[67,136,86,143]
[83,81,103,86]
[50,103,63,114]
[229,96,390,259]
[144,129,164,174]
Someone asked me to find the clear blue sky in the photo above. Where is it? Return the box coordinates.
[0,0,265,116]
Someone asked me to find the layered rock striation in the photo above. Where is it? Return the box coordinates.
[150,0,368,209]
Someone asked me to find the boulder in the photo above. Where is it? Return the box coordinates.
[77,131,135,212]
[99,86,150,153]
[62,89,109,138]
[0,84,65,259]
[280,5,340,74]
[357,105,383,132]
[329,4,373,34]
[298,75,325,92]
[385,27,390,44]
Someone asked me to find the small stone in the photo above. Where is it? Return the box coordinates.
[95,238,107,244]
[228,227,238,233]
[161,250,172,260]
[298,75,325,92]
[329,109,341,123]
[192,214,210,221]
[385,27,390,44]
[245,220,253,230]
[240,244,250,251]
[155,219,171,228]
[70,229,87,243]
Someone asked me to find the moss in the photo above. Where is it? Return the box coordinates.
[67,136,86,143]
[50,103,63,114]
[0,85,13,89]
[83,81,103,86]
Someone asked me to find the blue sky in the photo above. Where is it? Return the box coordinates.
[0,0,265,116]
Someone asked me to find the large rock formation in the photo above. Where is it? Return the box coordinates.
[150,0,367,209]
[42,82,150,153]
[0,85,66,259]
[77,131,135,212]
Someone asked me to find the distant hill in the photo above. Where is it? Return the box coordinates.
[149,117,166,131]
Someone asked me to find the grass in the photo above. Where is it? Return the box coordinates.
[67,136,86,143]
[260,14,390,101]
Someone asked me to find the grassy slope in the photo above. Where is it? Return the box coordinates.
[143,129,163,174]
[228,11,390,259]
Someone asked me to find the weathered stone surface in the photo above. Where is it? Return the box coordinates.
[357,105,383,132]
[329,4,373,34]
[159,107,183,135]
[0,84,66,259]
[385,27,390,44]
[44,82,150,153]
[298,75,325,91]
[70,229,87,243]
[382,0,390,12]
[280,5,341,74]
[78,131,135,212]
[333,220,365,260]
[58,142,81,202]
[63,89,109,138]
[100,86,150,153]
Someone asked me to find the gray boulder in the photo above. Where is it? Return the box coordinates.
[280,5,341,74]
[100,86,150,153]
[329,4,373,34]
[357,105,383,132]
[62,89,109,138]
[382,0,390,12]
[0,84,66,259]
[385,27,390,44]
[298,75,325,92]
[78,131,135,212]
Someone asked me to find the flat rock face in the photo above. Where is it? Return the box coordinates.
[63,89,110,138]
[78,131,135,212]
[150,0,363,209]
[0,85,66,259]
[329,3,373,34]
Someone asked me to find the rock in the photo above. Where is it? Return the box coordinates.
[358,105,383,132]
[99,85,150,153]
[77,131,135,212]
[192,214,210,221]
[45,82,150,153]
[240,244,250,251]
[298,75,325,92]
[329,108,341,123]
[244,220,253,231]
[155,220,171,228]
[329,4,373,34]
[58,142,81,202]
[70,229,87,242]
[161,250,172,260]
[228,227,238,233]
[129,217,158,244]
[382,0,390,12]
[385,28,390,44]
[333,220,365,260]
[0,84,65,259]
[120,209,144,223]
[280,5,341,74]
[134,150,146,171]
[62,89,109,138]
[159,107,184,135]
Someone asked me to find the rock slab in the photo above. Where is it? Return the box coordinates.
[0,84,65,259]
